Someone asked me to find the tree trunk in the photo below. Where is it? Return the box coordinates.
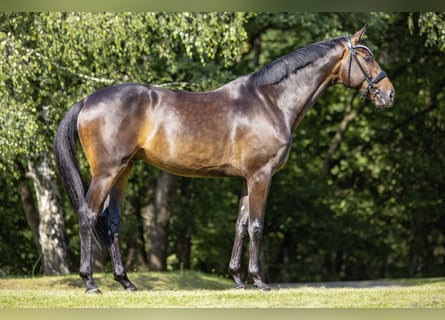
[27,153,71,275]
[15,161,41,253]
[141,171,177,271]
[141,203,154,266]
[175,230,191,270]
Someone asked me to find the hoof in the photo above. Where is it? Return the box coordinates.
[85,287,102,294]
[253,279,271,291]
[234,282,247,290]
[126,285,137,292]
[260,285,271,291]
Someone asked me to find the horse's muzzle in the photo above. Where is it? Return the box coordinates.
[374,88,395,107]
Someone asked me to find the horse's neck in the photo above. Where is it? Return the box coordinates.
[276,47,342,131]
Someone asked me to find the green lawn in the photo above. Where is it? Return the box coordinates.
[0,271,444,308]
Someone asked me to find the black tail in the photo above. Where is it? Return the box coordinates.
[53,100,86,213]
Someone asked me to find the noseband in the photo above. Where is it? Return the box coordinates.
[344,35,387,98]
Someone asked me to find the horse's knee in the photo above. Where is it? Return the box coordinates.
[248,220,263,239]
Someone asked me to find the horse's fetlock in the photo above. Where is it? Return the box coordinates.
[113,271,127,280]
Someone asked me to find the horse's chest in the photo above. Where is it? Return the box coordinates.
[269,135,293,172]
[238,127,292,174]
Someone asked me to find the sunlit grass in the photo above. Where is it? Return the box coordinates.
[1,272,444,308]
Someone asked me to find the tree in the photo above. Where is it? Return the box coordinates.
[1,13,72,275]
[141,171,178,271]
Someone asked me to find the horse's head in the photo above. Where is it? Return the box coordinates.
[338,25,395,107]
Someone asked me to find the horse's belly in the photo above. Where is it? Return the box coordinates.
[137,131,240,178]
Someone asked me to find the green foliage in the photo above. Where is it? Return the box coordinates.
[169,177,240,274]
[416,12,445,52]
[0,172,39,274]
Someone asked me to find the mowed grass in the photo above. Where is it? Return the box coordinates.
[0,271,444,308]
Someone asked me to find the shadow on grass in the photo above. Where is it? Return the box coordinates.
[4,272,443,292]
[52,271,233,291]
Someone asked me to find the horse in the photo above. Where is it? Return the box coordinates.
[53,25,395,293]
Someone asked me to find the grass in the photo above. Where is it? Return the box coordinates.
[0,271,444,308]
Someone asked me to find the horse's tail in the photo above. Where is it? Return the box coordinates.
[53,100,86,213]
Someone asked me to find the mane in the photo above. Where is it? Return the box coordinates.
[248,37,343,87]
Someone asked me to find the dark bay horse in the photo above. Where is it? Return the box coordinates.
[54,25,395,293]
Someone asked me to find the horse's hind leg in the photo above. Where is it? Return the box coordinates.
[79,164,129,293]
[101,163,137,291]
[78,203,100,293]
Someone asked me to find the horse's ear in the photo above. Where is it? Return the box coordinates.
[351,24,368,43]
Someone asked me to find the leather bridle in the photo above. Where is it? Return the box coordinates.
[344,35,387,99]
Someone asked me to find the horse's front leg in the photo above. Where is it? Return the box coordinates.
[246,167,272,291]
[229,181,249,289]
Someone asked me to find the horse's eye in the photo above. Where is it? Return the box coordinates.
[364,55,373,63]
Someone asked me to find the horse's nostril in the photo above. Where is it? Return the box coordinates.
[389,91,395,102]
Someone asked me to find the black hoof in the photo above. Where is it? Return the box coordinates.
[126,285,137,292]
[85,287,102,294]
[253,280,271,291]
[234,282,247,289]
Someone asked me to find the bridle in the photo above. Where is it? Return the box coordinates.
[344,35,387,99]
